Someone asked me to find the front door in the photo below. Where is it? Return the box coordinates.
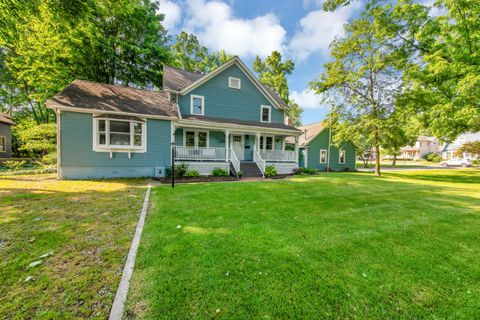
[231,135,244,161]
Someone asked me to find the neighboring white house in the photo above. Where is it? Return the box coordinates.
[384,136,440,160]
[441,133,480,160]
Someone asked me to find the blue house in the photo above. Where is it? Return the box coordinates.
[47,57,301,179]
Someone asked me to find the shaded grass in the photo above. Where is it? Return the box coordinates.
[126,169,480,319]
[0,174,148,319]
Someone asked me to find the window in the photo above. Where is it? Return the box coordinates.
[261,105,271,123]
[339,149,346,164]
[191,95,204,115]
[184,130,208,147]
[229,77,241,89]
[259,136,274,150]
[0,136,5,152]
[320,149,327,163]
[94,119,145,151]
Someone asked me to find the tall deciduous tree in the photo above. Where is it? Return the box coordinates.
[0,0,170,123]
[170,32,232,73]
[310,1,408,176]
[253,51,303,126]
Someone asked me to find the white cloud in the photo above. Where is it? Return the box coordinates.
[288,2,361,61]
[158,0,181,30]
[183,0,286,58]
[291,89,323,109]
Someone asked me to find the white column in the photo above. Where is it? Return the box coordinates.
[294,136,299,166]
[256,132,261,151]
[225,129,229,162]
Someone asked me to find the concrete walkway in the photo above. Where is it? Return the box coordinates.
[109,185,151,320]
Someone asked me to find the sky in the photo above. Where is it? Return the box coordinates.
[157,0,435,125]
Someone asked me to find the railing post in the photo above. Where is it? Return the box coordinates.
[225,129,229,162]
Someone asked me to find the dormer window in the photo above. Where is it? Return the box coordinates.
[261,105,271,123]
[229,77,241,89]
[191,95,204,115]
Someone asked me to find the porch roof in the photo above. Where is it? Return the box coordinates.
[179,115,301,135]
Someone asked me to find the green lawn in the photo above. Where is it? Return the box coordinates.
[0,174,148,319]
[126,169,480,319]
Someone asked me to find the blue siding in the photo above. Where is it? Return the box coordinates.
[60,111,171,178]
[305,129,356,171]
[178,64,285,123]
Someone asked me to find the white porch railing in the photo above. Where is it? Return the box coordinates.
[229,146,240,175]
[260,150,296,162]
[175,146,227,161]
[253,146,266,177]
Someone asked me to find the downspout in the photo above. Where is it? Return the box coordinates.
[55,109,62,179]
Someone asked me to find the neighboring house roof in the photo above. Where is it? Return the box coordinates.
[181,114,300,132]
[285,121,326,147]
[442,132,480,152]
[0,112,15,125]
[163,57,289,110]
[46,79,178,118]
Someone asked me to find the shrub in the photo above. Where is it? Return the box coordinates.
[41,152,57,165]
[15,121,56,157]
[212,168,229,177]
[472,160,480,166]
[294,167,318,175]
[424,152,442,163]
[237,170,243,178]
[264,165,277,177]
[185,170,200,178]
[166,163,189,178]
[3,160,27,170]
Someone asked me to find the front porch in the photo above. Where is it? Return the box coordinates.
[172,126,300,177]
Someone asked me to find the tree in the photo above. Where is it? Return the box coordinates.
[310,1,409,176]
[287,100,303,127]
[14,121,56,157]
[455,142,480,158]
[0,0,170,123]
[324,0,480,141]
[170,32,232,73]
[253,51,303,126]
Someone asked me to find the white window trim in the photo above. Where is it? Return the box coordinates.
[190,95,205,115]
[320,149,327,163]
[183,129,209,148]
[259,135,275,151]
[92,118,147,153]
[339,149,346,164]
[228,77,241,89]
[0,136,6,153]
[260,105,271,123]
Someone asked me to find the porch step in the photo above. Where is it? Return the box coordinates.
[240,162,263,178]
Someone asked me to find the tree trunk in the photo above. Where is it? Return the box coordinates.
[392,153,397,166]
[375,144,381,176]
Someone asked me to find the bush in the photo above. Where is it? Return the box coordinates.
[472,160,480,166]
[14,121,56,157]
[166,163,189,178]
[424,152,442,163]
[3,160,27,170]
[212,168,229,177]
[185,170,200,178]
[237,170,243,178]
[41,152,57,165]
[294,167,318,175]
[264,165,277,177]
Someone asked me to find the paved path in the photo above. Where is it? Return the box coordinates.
[109,185,151,320]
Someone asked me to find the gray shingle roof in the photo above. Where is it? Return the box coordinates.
[46,80,178,117]
[181,114,300,132]
[163,65,204,92]
[285,121,326,146]
[0,112,15,125]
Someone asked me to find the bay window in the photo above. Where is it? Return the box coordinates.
[94,118,146,151]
